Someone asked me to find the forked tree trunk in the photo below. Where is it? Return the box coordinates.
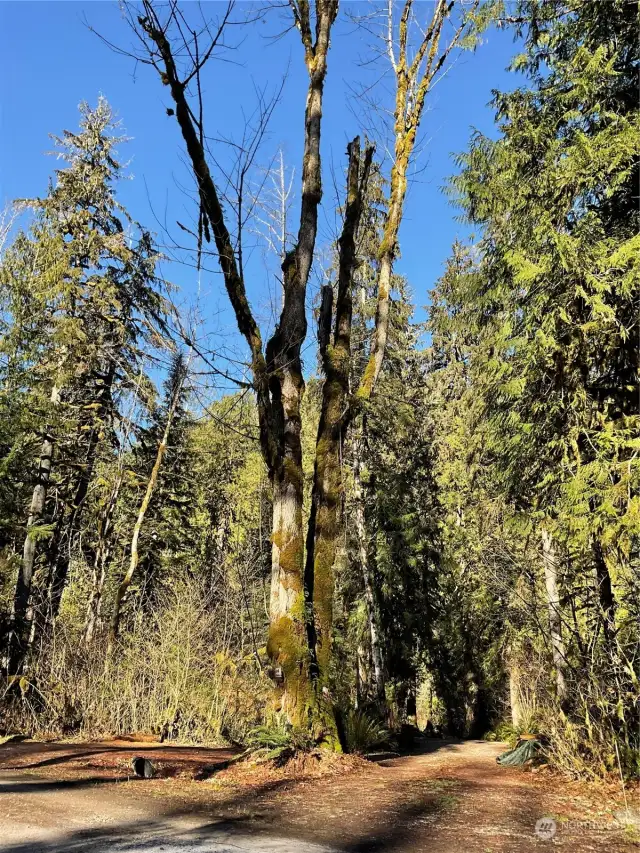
[541,528,567,701]
[358,0,470,401]
[139,0,338,726]
[304,139,373,700]
[7,384,59,674]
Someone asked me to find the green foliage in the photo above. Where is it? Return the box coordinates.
[1,3,637,783]
[0,98,170,656]
[246,722,315,762]
[429,0,640,773]
[342,709,389,754]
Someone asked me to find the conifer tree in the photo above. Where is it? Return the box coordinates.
[2,99,168,673]
[431,0,639,768]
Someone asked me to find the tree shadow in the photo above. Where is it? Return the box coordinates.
[0,776,328,853]
[0,741,237,772]
[0,743,570,853]
[365,736,469,766]
[333,772,548,853]
[0,774,131,794]
[2,748,121,771]
[0,774,550,853]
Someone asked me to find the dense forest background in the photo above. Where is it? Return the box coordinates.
[0,0,638,781]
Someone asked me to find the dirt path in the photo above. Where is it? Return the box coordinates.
[0,739,636,852]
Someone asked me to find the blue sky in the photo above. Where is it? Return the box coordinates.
[0,1,521,378]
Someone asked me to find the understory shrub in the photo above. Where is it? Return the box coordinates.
[1,579,267,742]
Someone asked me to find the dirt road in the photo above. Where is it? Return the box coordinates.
[0,739,635,852]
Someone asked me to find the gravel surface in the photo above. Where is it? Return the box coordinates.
[0,739,635,852]
[0,770,334,852]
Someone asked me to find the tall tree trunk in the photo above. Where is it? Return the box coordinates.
[509,664,522,729]
[7,384,59,674]
[353,420,386,706]
[541,528,567,701]
[46,361,116,625]
[108,360,186,652]
[138,1,338,724]
[83,469,123,645]
[358,0,473,401]
[267,453,308,720]
[507,645,523,729]
[304,140,373,699]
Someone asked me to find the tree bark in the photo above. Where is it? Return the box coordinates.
[46,361,116,625]
[509,662,522,729]
[591,533,617,647]
[83,470,123,645]
[138,0,338,725]
[304,139,373,695]
[358,0,477,402]
[7,384,59,674]
[541,528,567,701]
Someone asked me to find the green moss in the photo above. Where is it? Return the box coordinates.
[315,436,331,467]
[267,613,313,728]
[357,357,376,398]
[283,457,304,495]
[290,590,306,622]
[267,616,299,669]
[278,534,303,581]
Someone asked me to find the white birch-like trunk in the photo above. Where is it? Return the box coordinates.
[541,528,567,701]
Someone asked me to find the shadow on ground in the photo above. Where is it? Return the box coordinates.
[0,739,626,853]
[0,741,237,773]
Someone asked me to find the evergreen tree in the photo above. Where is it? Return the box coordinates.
[431,0,640,770]
[1,99,168,672]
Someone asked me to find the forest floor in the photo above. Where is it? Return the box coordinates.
[0,737,637,852]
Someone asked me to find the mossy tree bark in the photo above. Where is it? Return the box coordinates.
[305,140,374,704]
[359,0,478,402]
[135,0,338,725]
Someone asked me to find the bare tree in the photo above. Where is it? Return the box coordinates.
[109,0,490,727]
[336,0,487,706]
[115,0,338,723]
[356,0,483,400]
[251,148,296,311]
